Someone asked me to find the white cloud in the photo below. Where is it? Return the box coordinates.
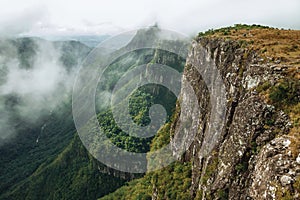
[0,38,75,140]
[0,4,48,36]
[0,0,299,36]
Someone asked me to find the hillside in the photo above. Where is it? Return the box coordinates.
[0,29,187,199]
[0,25,299,200]
[0,38,131,199]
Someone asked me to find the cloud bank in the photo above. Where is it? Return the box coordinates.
[0,0,299,36]
[0,39,76,141]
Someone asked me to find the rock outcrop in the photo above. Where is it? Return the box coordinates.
[170,36,299,199]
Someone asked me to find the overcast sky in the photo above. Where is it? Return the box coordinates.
[0,0,299,36]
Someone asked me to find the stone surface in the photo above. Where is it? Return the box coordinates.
[296,154,300,165]
[169,37,299,199]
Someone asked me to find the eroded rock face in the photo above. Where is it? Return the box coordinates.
[249,136,300,199]
[171,38,299,199]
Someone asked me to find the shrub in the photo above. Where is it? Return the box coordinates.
[269,78,300,107]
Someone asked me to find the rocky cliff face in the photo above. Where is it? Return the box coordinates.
[171,36,300,199]
[100,27,300,200]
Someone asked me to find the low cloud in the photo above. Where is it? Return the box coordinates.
[0,5,47,36]
[0,39,76,141]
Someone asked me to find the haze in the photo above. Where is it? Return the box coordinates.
[0,0,299,37]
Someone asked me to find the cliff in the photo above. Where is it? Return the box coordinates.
[102,25,300,200]
[179,26,300,199]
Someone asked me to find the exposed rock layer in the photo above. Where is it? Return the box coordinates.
[170,37,299,199]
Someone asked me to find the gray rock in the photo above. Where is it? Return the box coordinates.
[171,37,299,199]
[280,175,293,186]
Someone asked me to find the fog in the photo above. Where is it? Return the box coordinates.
[0,39,76,141]
[0,5,47,36]
[0,0,299,140]
[2,44,70,95]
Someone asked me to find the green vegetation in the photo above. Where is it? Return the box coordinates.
[217,189,229,200]
[258,78,300,159]
[94,46,184,153]
[256,81,272,93]
[100,103,192,200]
[101,161,192,200]
[235,162,247,173]
[0,32,187,200]
[97,89,154,153]
[198,24,270,37]
[269,78,300,108]
[102,26,300,200]
[15,38,38,69]
[2,135,127,200]
[0,101,76,198]
[202,152,219,184]
[55,40,91,70]
[0,38,125,200]
[256,73,300,198]
[150,122,172,151]
[0,38,93,199]
[276,176,300,199]
[257,78,300,198]
[4,26,299,200]
[1,80,170,199]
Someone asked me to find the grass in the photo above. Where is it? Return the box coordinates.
[276,176,300,199]
[266,78,300,158]
[198,24,300,78]
[257,78,300,158]
[288,103,300,158]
